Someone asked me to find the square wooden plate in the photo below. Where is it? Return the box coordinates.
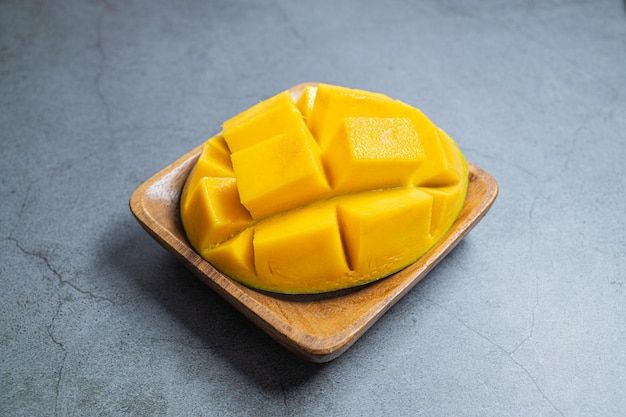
[129,85,499,362]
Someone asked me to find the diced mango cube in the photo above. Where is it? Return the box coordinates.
[180,177,252,248]
[420,185,463,238]
[253,204,350,293]
[230,125,330,219]
[180,136,234,201]
[337,188,433,277]
[202,135,234,174]
[419,128,468,238]
[202,229,257,285]
[420,128,467,187]
[324,117,425,193]
[308,83,395,149]
[222,91,305,152]
[307,84,450,184]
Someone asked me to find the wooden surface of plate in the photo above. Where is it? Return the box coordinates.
[129,85,498,362]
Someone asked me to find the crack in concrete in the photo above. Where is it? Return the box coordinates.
[510,272,539,358]
[6,179,36,240]
[8,236,116,306]
[264,348,291,417]
[275,365,290,416]
[5,139,106,238]
[95,2,112,133]
[47,297,67,417]
[508,192,541,357]
[539,120,584,186]
[6,235,117,415]
[424,298,565,417]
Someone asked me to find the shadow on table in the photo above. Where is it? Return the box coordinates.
[101,214,327,393]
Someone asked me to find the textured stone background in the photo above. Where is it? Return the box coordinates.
[1,0,625,416]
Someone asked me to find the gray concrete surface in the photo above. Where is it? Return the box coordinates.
[1,0,625,416]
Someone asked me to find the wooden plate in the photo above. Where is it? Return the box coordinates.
[129,88,499,362]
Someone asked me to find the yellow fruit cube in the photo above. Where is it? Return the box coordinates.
[180,136,234,201]
[419,128,468,238]
[307,84,449,184]
[324,117,425,193]
[307,83,395,149]
[202,229,257,285]
[180,177,252,247]
[230,125,330,219]
[222,91,305,152]
[253,204,350,293]
[337,188,433,277]
[421,128,467,187]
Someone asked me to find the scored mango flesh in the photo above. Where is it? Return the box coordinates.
[180,84,469,294]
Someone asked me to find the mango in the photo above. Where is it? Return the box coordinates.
[180,84,468,294]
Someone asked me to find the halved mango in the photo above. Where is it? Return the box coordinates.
[181,83,469,294]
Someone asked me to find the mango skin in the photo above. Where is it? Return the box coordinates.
[180,84,468,294]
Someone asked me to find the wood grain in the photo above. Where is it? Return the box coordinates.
[129,85,499,362]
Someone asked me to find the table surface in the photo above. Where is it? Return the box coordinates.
[1,1,625,416]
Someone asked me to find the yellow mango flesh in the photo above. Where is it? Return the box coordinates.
[307,83,450,185]
[230,124,330,219]
[336,187,434,278]
[180,84,468,294]
[325,117,425,193]
[296,85,317,120]
[222,91,304,153]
